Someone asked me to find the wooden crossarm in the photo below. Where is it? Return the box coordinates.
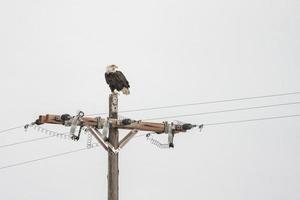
[36,114,189,134]
[37,114,98,126]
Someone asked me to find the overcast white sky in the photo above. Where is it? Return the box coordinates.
[0,0,299,199]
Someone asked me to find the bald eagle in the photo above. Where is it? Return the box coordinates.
[105,65,130,95]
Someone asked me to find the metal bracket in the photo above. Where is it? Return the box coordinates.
[87,127,109,151]
[95,117,102,129]
[87,127,121,154]
[118,130,138,150]
[102,118,109,138]
[70,111,84,141]
[86,128,138,154]
[164,121,175,148]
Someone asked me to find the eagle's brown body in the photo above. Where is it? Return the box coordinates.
[105,69,130,95]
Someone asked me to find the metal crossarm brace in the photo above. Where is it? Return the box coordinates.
[94,129,118,153]
[118,129,138,150]
[87,127,121,154]
[87,127,109,152]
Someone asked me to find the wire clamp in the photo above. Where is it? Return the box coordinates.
[70,111,85,141]
[164,122,175,148]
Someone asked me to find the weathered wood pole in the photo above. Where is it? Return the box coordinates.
[108,94,119,200]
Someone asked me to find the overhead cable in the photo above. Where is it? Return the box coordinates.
[86,91,300,116]
[0,136,54,149]
[0,147,93,171]
[143,101,300,121]
[0,125,25,135]
[204,114,300,126]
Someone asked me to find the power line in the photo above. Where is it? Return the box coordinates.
[0,125,25,135]
[143,101,300,121]
[0,136,54,149]
[205,114,300,126]
[0,129,71,149]
[0,113,299,171]
[0,147,92,171]
[0,125,70,149]
[87,91,300,116]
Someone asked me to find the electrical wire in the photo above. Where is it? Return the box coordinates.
[143,101,300,121]
[134,133,149,138]
[0,147,92,171]
[204,114,300,126]
[0,125,25,135]
[0,113,299,171]
[86,91,300,116]
[0,127,70,150]
[0,136,54,149]
[0,131,144,150]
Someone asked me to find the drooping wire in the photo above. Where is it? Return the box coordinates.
[86,91,300,116]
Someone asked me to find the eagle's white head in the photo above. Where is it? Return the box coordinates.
[106,65,118,73]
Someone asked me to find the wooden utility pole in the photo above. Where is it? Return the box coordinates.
[108,94,119,200]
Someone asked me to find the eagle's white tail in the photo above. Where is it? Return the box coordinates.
[122,88,130,95]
